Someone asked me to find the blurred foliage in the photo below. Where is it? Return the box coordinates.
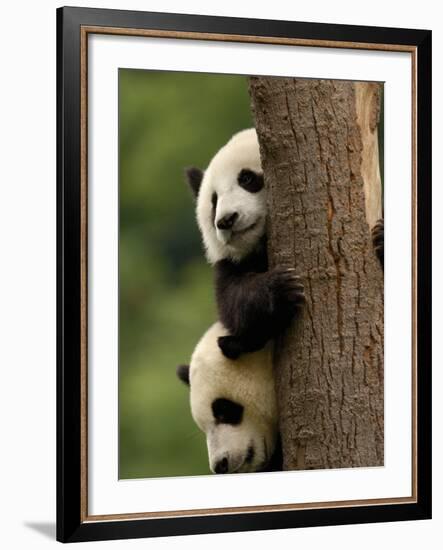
[119,70,253,479]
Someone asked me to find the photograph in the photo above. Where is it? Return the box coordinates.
[56,7,431,542]
[118,70,385,480]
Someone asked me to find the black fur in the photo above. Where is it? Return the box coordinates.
[237,169,264,193]
[372,218,384,269]
[185,166,204,197]
[215,242,305,359]
[262,434,283,472]
[211,398,244,425]
[176,364,190,385]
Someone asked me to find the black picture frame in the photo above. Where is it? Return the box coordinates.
[57,6,432,543]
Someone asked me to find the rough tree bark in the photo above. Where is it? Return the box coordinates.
[248,78,384,470]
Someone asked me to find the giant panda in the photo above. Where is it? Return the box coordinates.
[176,322,281,474]
[186,128,384,359]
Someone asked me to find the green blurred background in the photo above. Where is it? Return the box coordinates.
[118,69,253,479]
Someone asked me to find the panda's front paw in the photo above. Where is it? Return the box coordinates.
[218,336,244,360]
[268,268,305,309]
[372,218,384,269]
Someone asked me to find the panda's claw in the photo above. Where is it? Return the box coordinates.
[286,288,306,307]
[371,218,384,269]
[268,268,305,306]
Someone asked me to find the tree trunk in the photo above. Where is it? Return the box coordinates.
[248,78,384,470]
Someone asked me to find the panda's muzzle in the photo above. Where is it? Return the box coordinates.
[213,445,256,474]
[216,212,238,230]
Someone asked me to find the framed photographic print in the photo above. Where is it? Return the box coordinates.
[57,6,432,543]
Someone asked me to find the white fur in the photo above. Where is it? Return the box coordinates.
[196,129,266,264]
[189,322,278,474]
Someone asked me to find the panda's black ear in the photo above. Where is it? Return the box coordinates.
[176,364,190,386]
[184,167,204,198]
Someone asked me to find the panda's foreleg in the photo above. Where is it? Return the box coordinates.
[215,263,304,358]
[215,269,276,358]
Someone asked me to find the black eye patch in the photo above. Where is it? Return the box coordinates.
[237,169,264,193]
[212,398,244,425]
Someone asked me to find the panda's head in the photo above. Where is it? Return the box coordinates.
[177,323,278,474]
[185,129,266,264]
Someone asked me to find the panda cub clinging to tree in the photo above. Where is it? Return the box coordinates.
[185,129,305,359]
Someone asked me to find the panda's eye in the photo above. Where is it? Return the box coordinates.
[211,192,218,210]
[239,170,253,185]
[212,398,243,425]
[237,169,264,193]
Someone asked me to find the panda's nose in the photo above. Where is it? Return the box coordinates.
[214,457,229,474]
[216,212,238,230]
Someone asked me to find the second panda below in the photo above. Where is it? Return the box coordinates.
[176,322,282,474]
